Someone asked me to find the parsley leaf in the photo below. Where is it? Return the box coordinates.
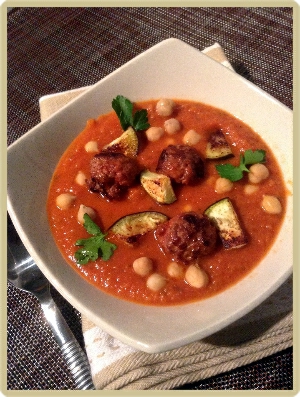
[216,163,244,182]
[243,149,266,165]
[112,95,150,131]
[83,215,103,236]
[216,149,266,182]
[133,109,150,131]
[112,95,133,131]
[75,214,117,265]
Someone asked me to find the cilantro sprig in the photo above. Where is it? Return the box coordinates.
[216,149,266,182]
[112,95,150,131]
[75,214,117,265]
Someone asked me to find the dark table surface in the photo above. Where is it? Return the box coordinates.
[7,7,293,390]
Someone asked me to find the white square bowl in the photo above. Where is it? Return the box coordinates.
[7,38,293,353]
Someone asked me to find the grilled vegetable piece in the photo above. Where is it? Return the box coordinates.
[108,211,168,243]
[103,126,138,158]
[206,130,232,159]
[204,198,247,249]
[140,170,177,204]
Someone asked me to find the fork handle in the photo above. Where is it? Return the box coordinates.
[60,339,95,390]
[41,299,95,389]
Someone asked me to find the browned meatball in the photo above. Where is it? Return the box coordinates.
[156,145,204,184]
[155,212,217,263]
[88,152,139,199]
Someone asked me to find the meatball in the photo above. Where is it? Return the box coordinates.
[88,152,139,199]
[155,212,217,263]
[156,145,204,184]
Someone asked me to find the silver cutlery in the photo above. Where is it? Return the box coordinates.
[7,220,95,390]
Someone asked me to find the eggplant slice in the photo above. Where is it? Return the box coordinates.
[108,211,168,243]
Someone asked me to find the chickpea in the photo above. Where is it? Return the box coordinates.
[156,98,175,117]
[261,195,282,214]
[183,129,201,145]
[185,265,208,289]
[164,118,181,134]
[75,171,87,186]
[56,193,76,210]
[84,140,99,153]
[146,273,166,292]
[167,262,184,278]
[244,184,259,195]
[145,126,164,142]
[133,257,153,277]
[77,204,97,224]
[248,163,269,184]
[215,177,233,194]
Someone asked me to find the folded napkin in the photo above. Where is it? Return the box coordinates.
[39,43,292,390]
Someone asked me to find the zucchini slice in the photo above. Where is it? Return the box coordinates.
[206,130,232,159]
[108,211,168,243]
[103,126,138,158]
[204,198,247,249]
[140,170,177,204]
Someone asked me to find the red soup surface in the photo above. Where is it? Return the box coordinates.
[47,99,287,306]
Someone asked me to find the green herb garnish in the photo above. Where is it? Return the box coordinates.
[75,214,117,265]
[112,95,150,131]
[216,149,266,182]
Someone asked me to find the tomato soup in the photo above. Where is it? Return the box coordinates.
[47,99,287,306]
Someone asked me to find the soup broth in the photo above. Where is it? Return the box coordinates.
[47,99,287,306]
